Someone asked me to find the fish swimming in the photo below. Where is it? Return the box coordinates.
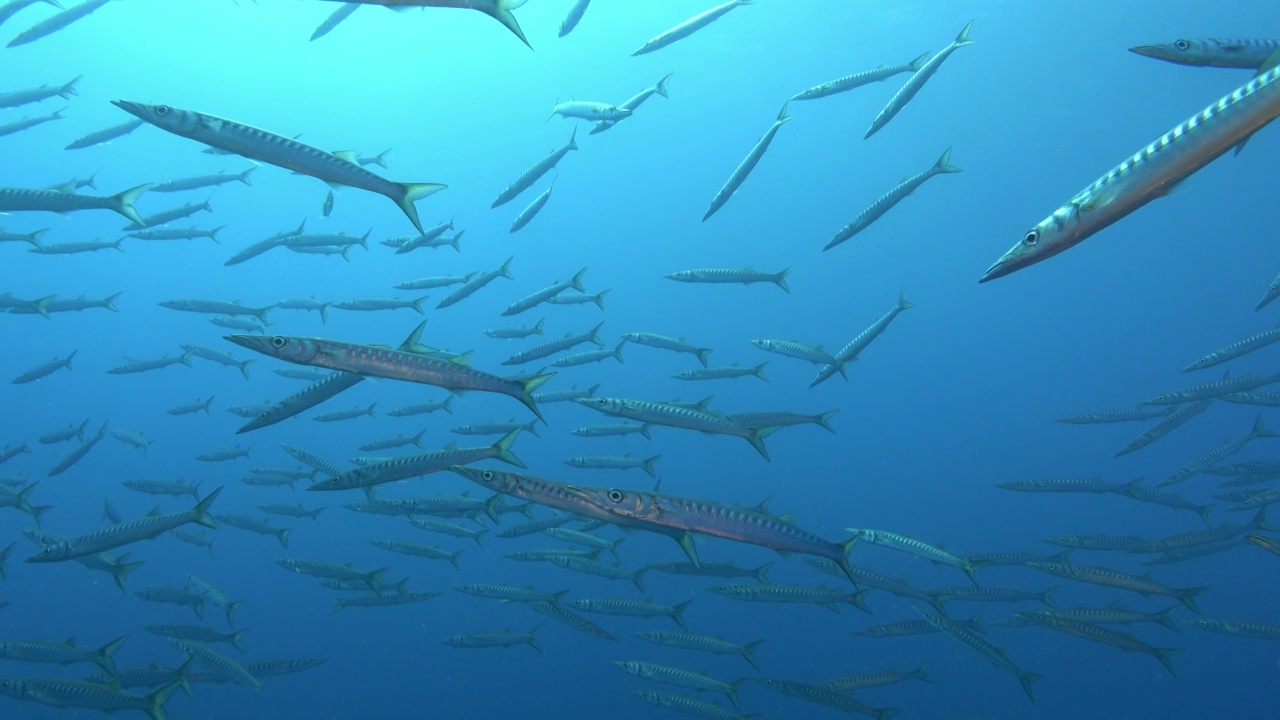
[1130,38,1280,69]
[112,100,444,233]
[315,0,531,48]
[866,20,975,139]
[632,0,754,56]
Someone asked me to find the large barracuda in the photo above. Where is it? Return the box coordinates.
[1130,38,1280,69]
[316,0,531,48]
[0,677,181,720]
[983,60,1280,281]
[559,481,862,586]
[24,489,222,563]
[112,101,444,234]
[225,333,553,421]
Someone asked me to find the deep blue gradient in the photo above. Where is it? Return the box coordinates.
[2,1,1279,718]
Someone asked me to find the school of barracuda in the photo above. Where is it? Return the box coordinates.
[1,1,1279,718]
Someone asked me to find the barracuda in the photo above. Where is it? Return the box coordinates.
[1026,560,1207,613]
[826,149,962,251]
[311,430,522,492]
[866,20,975,139]
[226,333,552,421]
[574,396,776,460]
[26,489,221,563]
[1130,38,1280,69]
[793,52,930,101]
[846,528,979,586]
[703,104,791,221]
[913,605,1042,702]
[983,61,1280,281]
[113,100,444,233]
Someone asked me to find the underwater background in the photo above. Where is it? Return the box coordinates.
[2,0,1279,718]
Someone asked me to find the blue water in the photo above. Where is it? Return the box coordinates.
[2,0,1279,718]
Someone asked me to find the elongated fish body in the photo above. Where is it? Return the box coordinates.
[143,624,244,650]
[1004,611,1182,675]
[0,677,179,719]
[230,335,552,420]
[311,432,522,492]
[438,257,515,308]
[1135,508,1271,553]
[284,230,370,250]
[12,350,75,384]
[614,660,735,704]
[750,339,836,368]
[848,528,979,585]
[29,237,125,255]
[1184,326,1280,371]
[1115,398,1213,457]
[633,0,752,56]
[1186,618,1280,640]
[1027,561,1206,613]
[633,689,750,720]
[0,0,64,32]
[64,117,144,150]
[550,101,630,122]
[0,185,148,225]
[821,666,933,692]
[123,480,200,499]
[0,75,78,108]
[107,352,192,374]
[276,557,386,590]
[38,419,88,444]
[914,605,1041,701]
[452,420,538,437]
[811,292,914,387]
[509,183,553,232]
[755,678,897,718]
[1130,38,1280,69]
[590,73,672,134]
[530,600,618,640]
[576,396,775,460]
[312,2,359,41]
[826,148,961,250]
[160,298,272,324]
[455,583,563,603]
[711,583,869,614]
[388,397,453,416]
[1046,601,1180,631]
[0,635,126,675]
[0,107,64,138]
[319,0,530,47]
[126,199,212,230]
[444,628,540,651]
[503,270,586,316]
[47,421,107,477]
[495,513,573,538]
[621,332,712,366]
[113,101,444,233]
[169,639,261,691]
[1123,479,1215,524]
[493,128,577,207]
[793,53,930,101]
[1145,373,1280,405]
[572,422,651,439]
[26,489,222,563]
[668,266,790,292]
[636,631,761,669]
[867,21,975,139]
[727,410,837,434]
[534,383,600,404]
[447,467,654,538]
[0,226,46,246]
[371,539,461,568]
[547,289,609,308]
[7,0,111,47]
[503,322,603,365]
[246,657,328,679]
[1222,391,1280,407]
[196,445,250,462]
[986,62,1280,281]
[558,0,589,36]
[1056,407,1170,424]
[551,344,623,367]
[673,363,767,382]
[394,219,453,254]
[131,226,223,242]
[1159,415,1277,487]
[396,273,475,291]
[215,514,293,548]
[703,104,789,221]
[151,168,255,193]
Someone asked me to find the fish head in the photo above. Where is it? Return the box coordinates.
[23,542,69,563]
[993,612,1041,627]
[1128,39,1219,66]
[632,690,663,705]
[573,396,628,416]
[448,465,519,494]
[612,660,641,675]
[224,334,320,364]
[980,202,1086,282]
[569,485,659,520]
[111,100,202,134]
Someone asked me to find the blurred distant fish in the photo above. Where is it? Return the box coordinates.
[357,148,390,167]
[667,266,790,292]
[0,184,148,225]
[632,0,753,56]
[1183,325,1280,371]
[703,104,790,222]
[12,349,75,384]
[673,363,767,382]
[388,396,453,416]
[826,149,962,251]
[160,298,272,324]
[509,181,553,233]
[0,74,78,108]
[438,257,514,309]
[113,100,445,233]
[316,0,531,48]
[216,514,293,548]
[983,59,1280,282]
[1056,407,1170,424]
[621,332,711,367]
[109,429,152,456]
[847,528,979,585]
[914,604,1041,701]
[152,169,255,193]
[26,489,221,563]
[213,318,263,334]
[28,237,124,255]
[106,352,192,375]
[549,100,630,122]
[38,419,88,444]
[503,269,587,316]
[311,1,358,41]
[47,421,107,477]
[130,226,224,243]
[196,445,250,462]
[792,52,930,101]
[558,0,589,36]
[503,322,602,365]
[6,0,114,47]
[321,189,334,217]
[0,0,60,30]
[240,371,364,433]
[0,106,64,138]
[1130,38,1280,69]
[866,20,975,139]
[65,118,144,150]
[493,129,576,208]
[546,288,609,309]
[810,292,913,388]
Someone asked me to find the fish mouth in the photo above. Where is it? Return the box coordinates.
[1127,45,1165,59]
[223,334,269,353]
[111,99,145,118]
[978,253,1022,283]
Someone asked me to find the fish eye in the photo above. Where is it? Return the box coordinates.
[607,489,623,503]
[482,471,493,481]
[595,399,606,406]
[1022,230,1039,246]
[270,336,287,349]
[155,105,171,116]
[1175,40,1190,50]
[258,412,269,419]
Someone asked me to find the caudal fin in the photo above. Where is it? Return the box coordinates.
[642,455,661,478]
[773,266,791,293]
[146,679,183,720]
[393,183,447,235]
[1177,586,1208,614]
[480,0,531,49]
[934,148,962,174]
[191,487,223,529]
[515,373,555,423]
[493,429,526,468]
[110,184,152,226]
[1017,670,1043,702]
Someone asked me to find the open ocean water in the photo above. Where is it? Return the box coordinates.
[2,0,1279,718]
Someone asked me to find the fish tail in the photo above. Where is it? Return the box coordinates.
[483,0,532,48]
[112,560,143,592]
[955,19,976,46]
[1252,506,1274,531]
[59,75,82,98]
[670,600,692,630]
[515,373,555,423]
[963,563,981,587]
[494,429,526,468]
[231,629,248,652]
[849,589,874,614]
[96,634,128,676]
[631,567,648,592]
[1017,671,1043,702]
[225,601,242,627]
[239,167,255,185]
[527,626,543,652]
[366,567,390,592]
[1041,586,1059,609]
[192,487,223,529]
[656,72,674,98]
[566,124,578,151]
[449,229,465,251]
[914,664,936,684]
[358,228,371,250]
[330,598,346,615]
[110,184,152,226]
[1178,587,1208,614]
[753,362,769,381]
[753,561,773,584]
[587,321,605,347]
[741,639,764,670]
[816,409,839,434]
[934,147,962,174]
[442,396,454,414]
[482,494,502,523]
[642,455,661,478]
[1252,414,1278,438]
[394,182,447,235]
[593,288,610,309]
[1155,647,1183,675]
[1197,503,1215,527]
[146,680,183,720]
[695,348,712,368]
[25,228,49,246]
[209,225,226,243]
[639,423,652,440]
[499,255,515,279]
[448,551,462,571]
[773,266,792,293]
[277,528,292,549]
[776,102,792,124]
[239,359,254,381]
[570,267,589,292]
[472,529,487,549]
[1157,606,1182,633]
[744,425,778,461]
[908,50,931,70]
